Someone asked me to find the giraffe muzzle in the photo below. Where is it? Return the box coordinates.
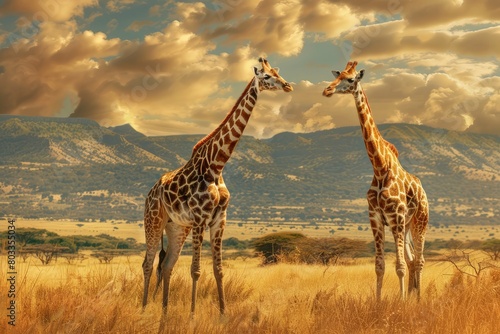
[323,88,333,97]
[283,82,293,92]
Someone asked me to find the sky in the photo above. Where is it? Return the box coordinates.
[0,0,499,138]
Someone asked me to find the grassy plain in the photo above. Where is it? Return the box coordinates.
[1,253,499,334]
[2,220,499,333]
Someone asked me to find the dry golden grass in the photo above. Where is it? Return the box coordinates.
[1,254,499,334]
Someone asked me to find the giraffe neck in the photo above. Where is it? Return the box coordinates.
[191,77,259,181]
[353,84,392,175]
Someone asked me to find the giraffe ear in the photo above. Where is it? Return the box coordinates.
[357,69,365,81]
[273,67,280,74]
[332,70,341,78]
[253,66,259,76]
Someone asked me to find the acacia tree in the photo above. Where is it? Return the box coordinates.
[60,253,87,264]
[252,232,307,264]
[296,237,367,265]
[22,245,69,265]
[8,228,55,247]
[91,249,141,264]
[481,239,500,261]
[91,250,118,264]
[252,232,367,265]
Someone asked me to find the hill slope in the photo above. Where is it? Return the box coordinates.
[0,115,498,224]
[0,115,164,164]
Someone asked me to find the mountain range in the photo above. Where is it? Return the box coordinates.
[0,115,498,225]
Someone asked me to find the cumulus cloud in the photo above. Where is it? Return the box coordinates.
[467,93,500,135]
[342,0,500,61]
[401,0,500,29]
[69,20,228,131]
[0,0,97,22]
[52,30,123,63]
[404,54,498,83]
[109,20,215,72]
[176,0,363,57]
[300,0,364,40]
[0,9,267,136]
[206,0,305,57]
[0,20,127,122]
[222,45,259,82]
[0,21,94,116]
[451,26,500,57]
[0,0,499,138]
[294,58,499,137]
[358,68,498,134]
[354,24,500,61]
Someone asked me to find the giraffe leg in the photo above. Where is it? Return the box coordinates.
[142,215,164,309]
[391,213,407,300]
[404,228,417,296]
[411,200,429,300]
[190,224,205,318]
[210,210,227,315]
[162,224,190,313]
[153,227,167,299]
[142,244,157,308]
[369,210,385,301]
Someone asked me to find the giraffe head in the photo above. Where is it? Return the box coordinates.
[253,57,293,92]
[322,61,364,97]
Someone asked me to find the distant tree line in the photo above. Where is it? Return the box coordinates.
[2,228,499,268]
[0,228,142,265]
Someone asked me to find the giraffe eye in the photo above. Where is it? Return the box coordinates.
[347,78,354,83]
[264,74,271,79]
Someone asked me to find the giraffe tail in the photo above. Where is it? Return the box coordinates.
[153,234,166,299]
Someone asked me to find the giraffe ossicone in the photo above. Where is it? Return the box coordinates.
[142,57,293,317]
[323,61,429,300]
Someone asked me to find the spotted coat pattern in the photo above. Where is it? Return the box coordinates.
[142,58,293,316]
[323,61,429,300]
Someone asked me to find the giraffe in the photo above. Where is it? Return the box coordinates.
[142,57,293,316]
[322,61,429,300]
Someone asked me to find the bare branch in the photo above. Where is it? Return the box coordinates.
[445,249,498,279]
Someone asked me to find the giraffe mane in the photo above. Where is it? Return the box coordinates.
[192,78,255,154]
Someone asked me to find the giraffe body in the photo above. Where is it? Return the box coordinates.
[323,61,429,300]
[142,58,292,316]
